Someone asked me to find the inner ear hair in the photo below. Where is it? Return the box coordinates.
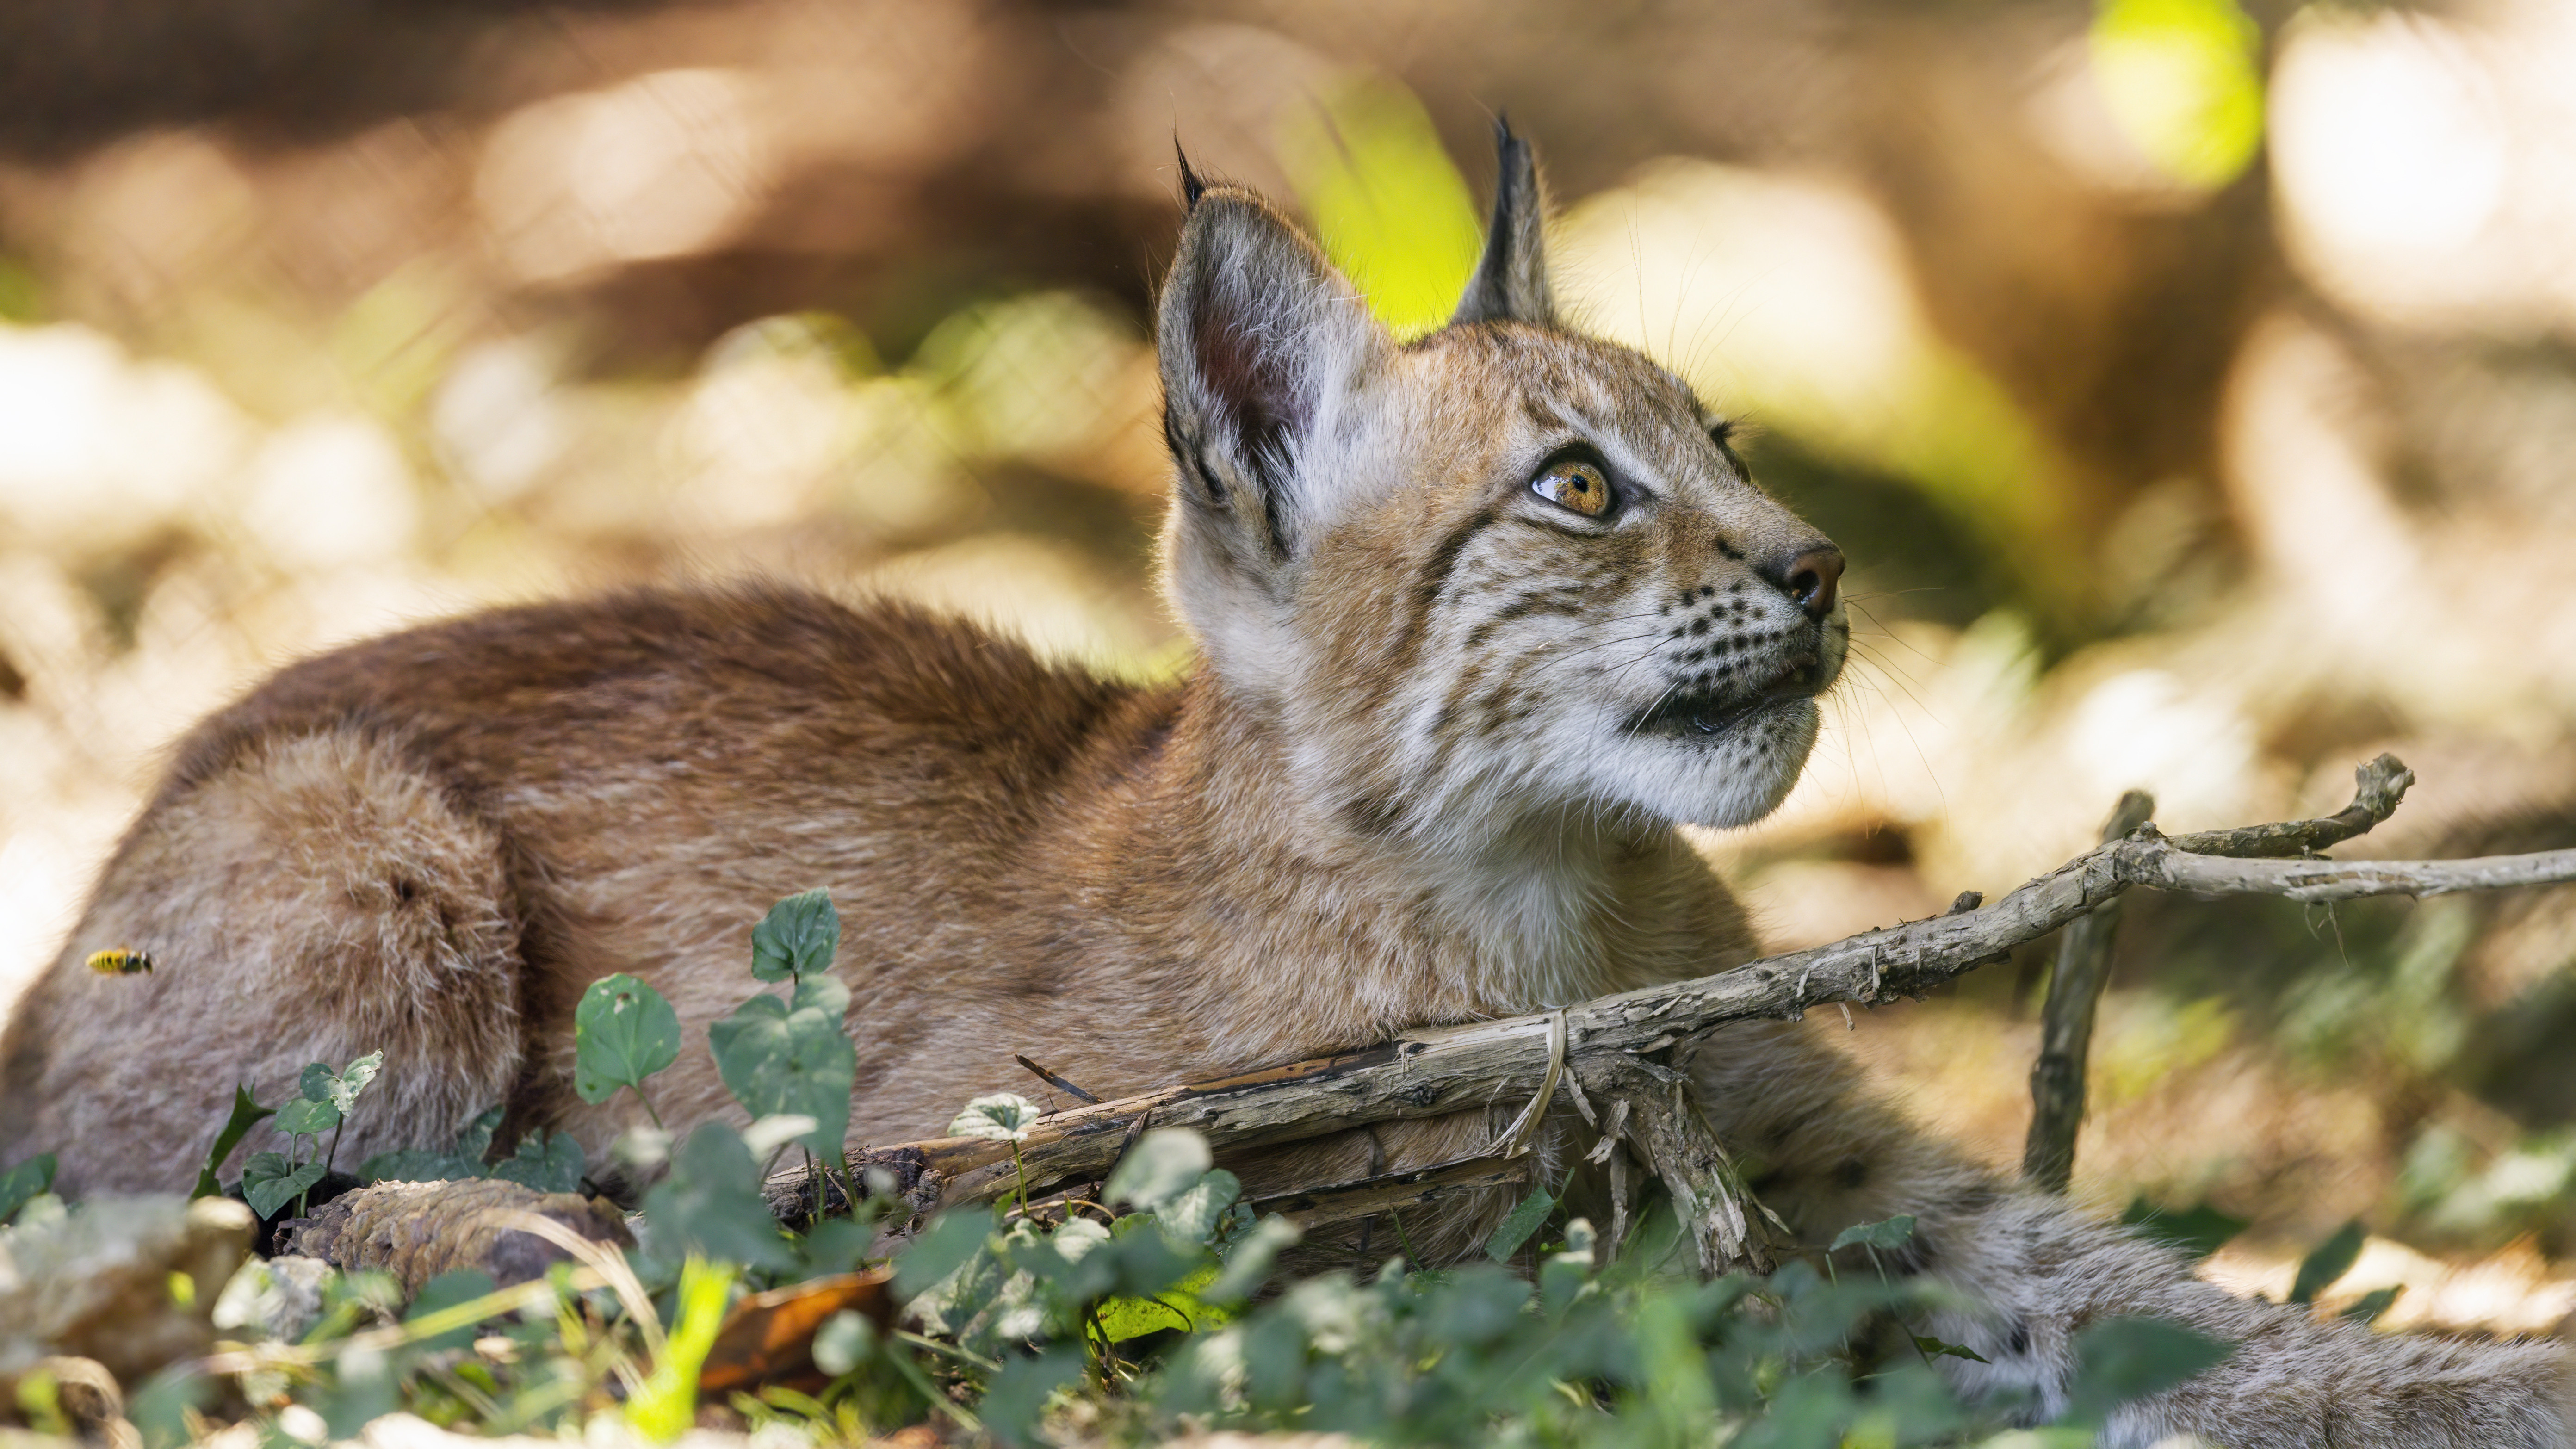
[1155,184,1378,562]
[1451,114,1553,328]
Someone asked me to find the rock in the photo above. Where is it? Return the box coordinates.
[0,1195,254,1384]
[210,1253,337,1342]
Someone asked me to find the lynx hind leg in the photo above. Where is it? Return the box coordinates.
[1684,1020,2566,1446]
[0,728,525,1197]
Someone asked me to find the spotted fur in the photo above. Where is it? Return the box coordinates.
[0,132,2558,1444]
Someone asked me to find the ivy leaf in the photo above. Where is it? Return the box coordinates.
[750,888,840,983]
[1202,1215,1301,1305]
[242,1152,328,1219]
[273,1096,341,1139]
[573,973,681,1105]
[1105,1128,1208,1208]
[488,1129,584,1194]
[2289,1220,2366,1305]
[360,1106,504,1184]
[1829,1214,1919,1253]
[452,1103,502,1162]
[811,1310,876,1377]
[1914,1334,1990,1363]
[1098,1265,1231,1341]
[300,1063,335,1104]
[710,988,855,1157]
[0,1152,57,1224]
[2120,1198,2247,1262]
[127,1367,211,1449]
[404,1269,500,1353]
[893,1207,998,1301]
[1485,1185,1558,1263]
[640,1123,797,1271]
[191,1087,276,1200]
[326,1052,384,1114]
[949,1092,1043,1145]
[2059,1318,2235,1426]
[1156,1169,1243,1248]
[979,1346,1084,1447]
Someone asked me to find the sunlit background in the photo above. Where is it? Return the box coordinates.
[4,0,2576,1329]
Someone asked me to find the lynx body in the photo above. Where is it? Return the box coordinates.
[1,134,2559,1446]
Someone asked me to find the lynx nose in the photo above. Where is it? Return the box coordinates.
[1760,545,1845,619]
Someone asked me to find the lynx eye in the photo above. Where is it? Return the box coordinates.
[1531,459,1612,518]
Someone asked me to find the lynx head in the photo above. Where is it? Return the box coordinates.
[1156,125,1846,842]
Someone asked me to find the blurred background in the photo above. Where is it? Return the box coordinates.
[3,0,2575,1331]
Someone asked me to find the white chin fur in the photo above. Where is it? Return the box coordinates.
[1604,697,1819,829]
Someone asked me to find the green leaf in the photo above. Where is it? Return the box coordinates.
[1913,1334,1990,1364]
[978,1345,1083,1448]
[894,1207,998,1300]
[300,1063,336,1103]
[0,1152,57,1224]
[1099,1264,1229,1342]
[2059,1317,2235,1426]
[1485,1185,1558,1263]
[489,1130,584,1194]
[1202,1215,1300,1305]
[242,1152,328,1219]
[192,1087,276,1200]
[750,888,841,983]
[948,1091,1043,1145]
[126,1368,211,1449]
[710,991,855,1157]
[1155,1169,1243,1247]
[2120,1198,2248,1262]
[811,1310,876,1377]
[573,973,681,1105]
[1830,1214,1920,1253]
[453,1104,502,1162]
[273,1097,341,1139]
[2289,1219,2367,1305]
[404,1269,500,1353]
[639,1123,796,1270]
[1275,75,1483,338]
[1105,1128,1210,1209]
[2341,1285,2403,1324]
[359,1105,504,1184]
[326,1051,384,1114]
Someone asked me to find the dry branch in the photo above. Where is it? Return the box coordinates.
[798,755,2576,1269]
[2024,789,2156,1194]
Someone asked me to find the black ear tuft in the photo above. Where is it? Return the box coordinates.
[1451,114,1553,328]
[1175,139,1208,210]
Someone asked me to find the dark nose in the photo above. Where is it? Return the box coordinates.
[1760,545,1845,619]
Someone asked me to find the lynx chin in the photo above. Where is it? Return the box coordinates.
[1,125,2560,1447]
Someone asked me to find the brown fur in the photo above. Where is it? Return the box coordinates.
[1,141,2560,1445]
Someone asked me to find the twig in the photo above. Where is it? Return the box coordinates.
[2023,789,2155,1194]
[777,755,2576,1264]
[2162,754,2413,859]
[1016,1055,1102,1106]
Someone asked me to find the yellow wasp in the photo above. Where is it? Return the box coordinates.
[86,948,155,976]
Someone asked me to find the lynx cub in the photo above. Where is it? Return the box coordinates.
[2,130,2560,1444]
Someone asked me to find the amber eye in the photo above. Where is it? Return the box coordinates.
[1531,460,1612,518]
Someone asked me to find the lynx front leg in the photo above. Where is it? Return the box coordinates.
[1683,1020,2565,1448]
[0,729,527,1196]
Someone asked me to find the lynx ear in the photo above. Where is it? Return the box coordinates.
[1451,118,1552,327]
[1158,182,1381,574]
